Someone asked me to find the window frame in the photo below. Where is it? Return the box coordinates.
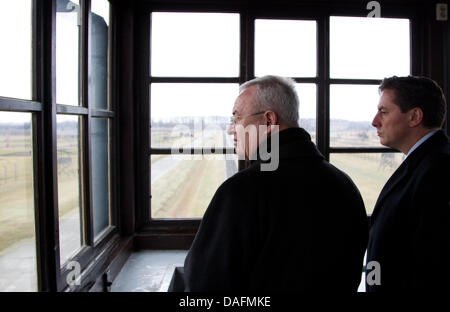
[148,10,242,223]
[138,1,427,248]
[0,0,120,292]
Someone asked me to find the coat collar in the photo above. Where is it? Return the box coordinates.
[370,130,449,222]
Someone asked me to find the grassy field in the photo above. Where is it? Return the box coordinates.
[0,131,35,256]
[330,153,403,214]
[151,128,205,148]
[151,155,227,218]
[0,131,82,256]
[150,127,402,217]
[0,155,35,256]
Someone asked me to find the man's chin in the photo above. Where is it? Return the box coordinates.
[379,138,392,149]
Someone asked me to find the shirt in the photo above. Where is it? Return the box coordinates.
[406,129,439,158]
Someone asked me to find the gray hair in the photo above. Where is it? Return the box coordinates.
[239,75,299,127]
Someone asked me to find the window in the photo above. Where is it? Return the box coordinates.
[330,16,410,79]
[0,1,33,100]
[0,1,37,292]
[55,0,115,256]
[89,0,113,240]
[151,13,239,77]
[296,83,317,143]
[0,112,36,291]
[147,11,412,222]
[147,10,413,221]
[149,12,240,219]
[329,16,410,213]
[255,19,318,142]
[56,115,83,266]
[255,19,316,77]
[56,0,80,106]
[0,0,116,291]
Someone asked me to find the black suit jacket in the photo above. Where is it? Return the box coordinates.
[366,130,450,292]
[183,127,368,292]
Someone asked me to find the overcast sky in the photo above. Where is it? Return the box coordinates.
[0,2,409,123]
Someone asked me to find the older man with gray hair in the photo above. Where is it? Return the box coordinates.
[182,75,368,292]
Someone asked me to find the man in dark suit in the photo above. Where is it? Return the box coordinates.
[367,75,450,291]
[182,76,368,292]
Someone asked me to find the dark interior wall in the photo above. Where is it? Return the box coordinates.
[415,1,449,134]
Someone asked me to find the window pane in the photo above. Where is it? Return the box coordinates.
[151,83,238,148]
[91,117,110,238]
[56,0,80,106]
[330,84,381,147]
[151,12,239,77]
[151,154,238,218]
[0,1,32,100]
[330,16,410,79]
[0,112,36,291]
[330,153,404,214]
[255,19,316,77]
[89,0,109,110]
[57,115,82,266]
[296,84,316,143]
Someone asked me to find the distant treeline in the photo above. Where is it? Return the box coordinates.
[150,117,372,133]
[1,118,373,135]
[0,122,32,135]
[0,121,78,135]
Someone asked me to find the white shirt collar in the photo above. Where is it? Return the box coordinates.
[406,129,439,158]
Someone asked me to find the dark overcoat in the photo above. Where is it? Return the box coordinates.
[183,127,368,292]
[366,130,450,291]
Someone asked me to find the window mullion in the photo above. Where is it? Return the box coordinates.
[317,15,329,160]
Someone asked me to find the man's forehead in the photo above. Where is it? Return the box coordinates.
[378,89,393,104]
[233,87,255,114]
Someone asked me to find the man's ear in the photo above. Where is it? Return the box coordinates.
[408,107,423,127]
[264,111,277,135]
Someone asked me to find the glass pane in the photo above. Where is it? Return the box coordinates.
[151,12,239,77]
[57,115,82,266]
[56,0,80,106]
[330,16,410,79]
[151,154,238,218]
[255,19,316,77]
[151,83,238,148]
[330,84,381,147]
[330,153,404,214]
[0,1,32,100]
[89,0,109,110]
[0,112,36,291]
[91,117,110,238]
[296,83,316,143]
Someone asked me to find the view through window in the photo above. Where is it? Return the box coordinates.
[0,0,113,291]
[149,13,411,218]
[0,1,37,292]
[329,16,410,213]
[150,13,240,219]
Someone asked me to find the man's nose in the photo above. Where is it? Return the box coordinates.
[372,113,380,128]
